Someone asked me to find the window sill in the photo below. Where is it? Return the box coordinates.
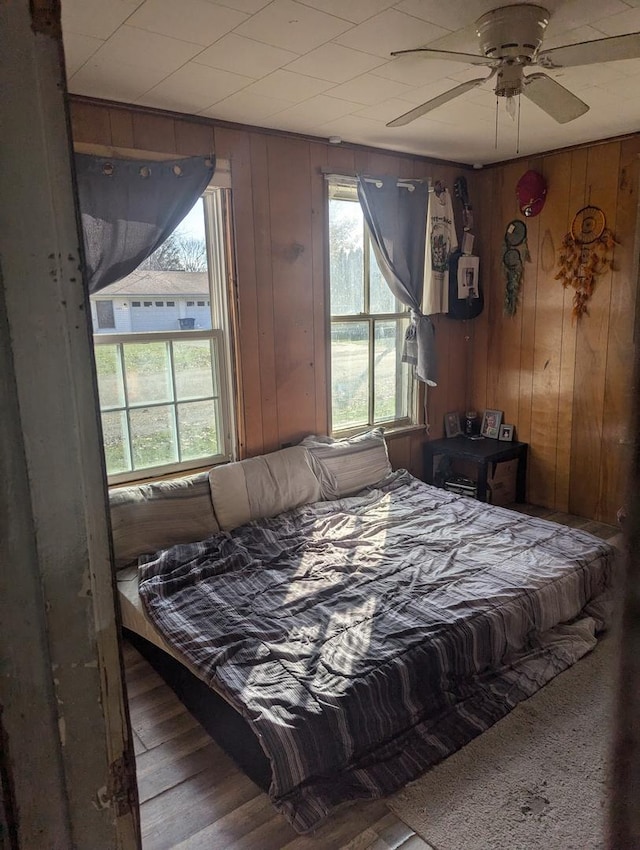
[383,424,427,440]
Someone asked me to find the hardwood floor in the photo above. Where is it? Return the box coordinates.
[124,504,620,850]
[124,641,433,849]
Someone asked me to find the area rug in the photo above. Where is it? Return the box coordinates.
[388,636,616,850]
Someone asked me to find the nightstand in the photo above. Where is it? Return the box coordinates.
[424,436,528,503]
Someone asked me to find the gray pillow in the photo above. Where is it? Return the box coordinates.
[301,428,392,499]
[109,470,219,567]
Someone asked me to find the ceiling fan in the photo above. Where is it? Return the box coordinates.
[387,4,640,127]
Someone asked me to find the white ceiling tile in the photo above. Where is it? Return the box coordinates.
[395,0,488,33]
[592,6,640,36]
[316,113,387,138]
[138,63,252,112]
[126,0,247,47]
[62,0,144,40]
[62,31,105,76]
[542,24,610,49]
[59,0,640,164]
[202,0,271,13]
[92,25,202,75]
[394,77,474,107]
[551,62,628,91]
[240,69,333,102]
[327,72,415,105]
[202,90,293,121]
[433,98,496,126]
[284,43,386,83]
[547,0,630,34]
[336,9,451,59]
[233,0,352,53]
[195,34,299,77]
[295,0,397,25]
[423,23,478,54]
[68,56,168,101]
[444,65,493,83]
[269,94,363,126]
[371,56,462,86]
[355,97,424,123]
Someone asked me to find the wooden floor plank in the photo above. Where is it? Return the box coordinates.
[141,767,260,850]
[135,704,200,750]
[135,725,212,782]
[171,792,282,850]
[137,740,226,805]
[279,801,391,850]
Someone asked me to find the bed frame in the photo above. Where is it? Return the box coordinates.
[126,629,271,791]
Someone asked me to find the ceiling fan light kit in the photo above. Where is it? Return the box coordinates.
[386,4,640,130]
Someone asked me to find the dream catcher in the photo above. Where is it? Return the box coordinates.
[555,205,616,319]
[503,219,530,316]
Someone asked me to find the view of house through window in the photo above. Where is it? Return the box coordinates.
[91,189,234,482]
[328,183,414,434]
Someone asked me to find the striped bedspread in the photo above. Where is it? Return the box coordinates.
[138,471,617,833]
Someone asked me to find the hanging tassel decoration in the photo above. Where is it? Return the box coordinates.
[555,206,616,319]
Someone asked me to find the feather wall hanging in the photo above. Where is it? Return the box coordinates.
[555,205,616,319]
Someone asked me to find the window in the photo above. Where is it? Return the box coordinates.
[132,301,141,307]
[197,300,205,307]
[328,183,414,434]
[187,300,195,306]
[95,300,115,329]
[91,189,235,483]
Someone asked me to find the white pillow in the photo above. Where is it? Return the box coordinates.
[301,428,392,499]
[208,446,322,531]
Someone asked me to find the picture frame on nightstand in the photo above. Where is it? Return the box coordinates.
[444,411,462,438]
[499,424,514,442]
[481,409,503,439]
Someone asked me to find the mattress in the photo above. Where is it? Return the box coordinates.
[136,470,618,832]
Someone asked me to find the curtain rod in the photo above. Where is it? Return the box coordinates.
[320,167,427,191]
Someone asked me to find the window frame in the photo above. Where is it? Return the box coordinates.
[93,186,236,485]
[327,182,417,437]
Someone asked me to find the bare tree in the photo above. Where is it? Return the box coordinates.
[140,233,207,272]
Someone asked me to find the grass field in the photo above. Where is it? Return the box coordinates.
[93,332,408,474]
[94,341,219,474]
[331,332,409,430]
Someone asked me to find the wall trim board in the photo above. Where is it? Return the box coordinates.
[69,94,474,171]
[481,130,640,171]
[2,4,139,847]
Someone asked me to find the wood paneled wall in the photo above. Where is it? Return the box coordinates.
[70,100,472,479]
[70,99,637,521]
[471,137,640,524]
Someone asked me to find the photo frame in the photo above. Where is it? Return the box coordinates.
[499,424,515,442]
[481,409,503,439]
[444,411,462,438]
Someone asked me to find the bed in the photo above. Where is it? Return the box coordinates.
[114,434,618,833]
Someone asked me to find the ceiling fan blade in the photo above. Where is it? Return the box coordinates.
[538,32,640,69]
[390,47,495,66]
[386,76,490,128]
[522,73,589,124]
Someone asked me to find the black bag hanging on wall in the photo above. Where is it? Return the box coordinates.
[447,249,484,320]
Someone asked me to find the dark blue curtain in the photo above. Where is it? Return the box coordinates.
[357,176,436,386]
[75,154,215,294]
